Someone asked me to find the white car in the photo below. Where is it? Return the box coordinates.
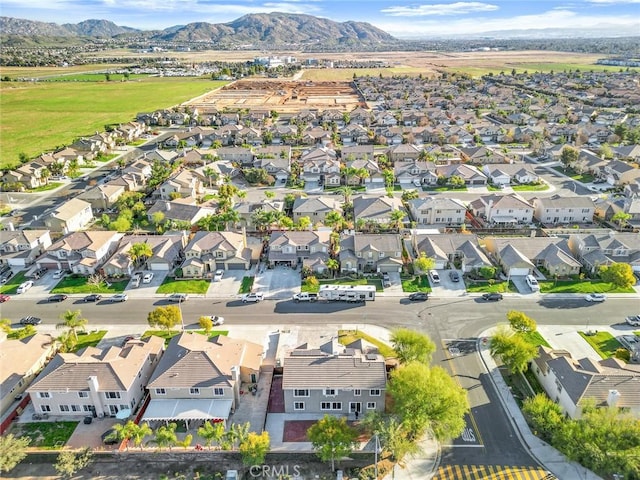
[625,315,640,327]
[110,293,128,302]
[142,273,154,284]
[207,315,225,326]
[16,280,34,294]
[52,270,65,279]
[241,292,264,303]
[213,270,224,282]
[584,293,606,303]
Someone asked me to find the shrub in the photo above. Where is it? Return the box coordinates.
[614,348,630,362]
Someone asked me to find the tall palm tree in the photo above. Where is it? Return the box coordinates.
[56,310,88,341]
[203,167,219,188]
[326,258,339,278]
[150,423,178,451]
[197,421,225,450]
[128,242,153,269]
[389,209,407,232]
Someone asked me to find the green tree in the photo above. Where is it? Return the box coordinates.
[110,215,132,232]
[599,262,636,289]
[54,448,93,478]
[297,216,311,231]
[177,434,193,450]
[147,305,182,332]
[401,189,419,201]
[391,328,436,365]
[151,211,165,232]
[150,422,178,451]
[128,242,154,268]
[507,310,537,334]
[307,415,357,471]
[0,433,30,473]
[522,394,565,442]
[389,209,406,231]
[611,211,631,229]
[111,421,152,450]
[560,145,579,169]
[478,266,496,280]
[326,258,340,278]
[362,413,418,474]
[199,316,213,334]
[56,309,88,341]
[239,431,270,467]
[413,253,436,277]
[324,210,343,228]
[490,327,537,374]
[387,362,469,440]
[448,175,465,188]
[197,421,225,450]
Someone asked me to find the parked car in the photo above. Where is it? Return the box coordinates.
[48,294,68,302]
[206,315,225,326]
[482,293,503,301]
[20,316,41,325]
[0,271,14,283]
[110,293,128,302]
[83,416,93,425]
[584,293,606,303]
[625,315,640,327]
[408,292,429,302]
[0,294,10,303]
[382,273,391,288]
[449,271,460,282]
[84,294,102,302]
[101,428,119,445]
[213,270,224,282]
[142,272,154,283]
[168,293,189,303]
[16,280,34,294]
[241,292,264,303]
[52,270,65,279]
[429,270,440,284]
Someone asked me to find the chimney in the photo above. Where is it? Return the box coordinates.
[166,201,171,211]
[607,389,621,407]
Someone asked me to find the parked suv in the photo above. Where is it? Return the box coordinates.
[429,270,440,284]
[525,275,540,291]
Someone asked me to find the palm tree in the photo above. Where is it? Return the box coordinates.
[203,167,219,188]
[56,310,88,341]
[150,423,178,451]
[197,421,225,450]
[112,421,150,451]
[128,242,153,269]
[326,258,339,278]
[389,209,407,232]
[336,186,354,204]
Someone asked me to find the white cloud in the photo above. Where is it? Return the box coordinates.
[381,2,499,17]
[588,0,640,4]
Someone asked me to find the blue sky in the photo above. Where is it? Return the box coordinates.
[2,0,639,37]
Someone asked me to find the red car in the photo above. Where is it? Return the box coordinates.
[0,294,9,303]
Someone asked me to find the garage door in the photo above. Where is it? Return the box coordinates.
[150,263,170,271]
[509,267,530,276]
[378,265,401,273]
[227,263,248,270]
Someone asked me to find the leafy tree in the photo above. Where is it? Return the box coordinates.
[611,211,631,229]
[177,433,193,450]
[0,433,30,473]
[448,175,465,188]
[297,216,311,231]
[239,431,270,467]
[307,415,357,471]
[110,215,132,232]
[387,362,469,440]
[54,448,93,478]
[401,189,419,201]
[150,422,178,451]
[507,310,537,334]
[199,316,213,334]
[599,262,636,289]
[490,327,537,374]
[151,211,165,231]
[197,421,225,450]
[361,413,418,473]
[111,421,152,450]
[413,252,435,277]
[147,305,182,332]
[522,394,565,442]
[560,146,579,169]
[326,258,339,277]
[324,211,343,228]
[478,266,496,280]
[389,209,406,231]
[128,242,153,268]
[56,309,88,341]
[391,328,436,365]
[223,422,250,450]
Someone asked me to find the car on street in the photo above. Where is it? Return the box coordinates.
[48,294,68,302]
[0,294,10,303]
[16,280,34,294]
[213,270,224,282]
[168,293,189,303]
[625,315,640,327]
[110,293,128,302]
[20,316,41,325]
[142,272,154,283]
[241,292,264,303]
[482,293,503,301]
[449,271,460,282]
[101,428,119,445]
[206,315,225,326]
[408,292,429,301]
[83,294,102,302]
[585,293,606,302]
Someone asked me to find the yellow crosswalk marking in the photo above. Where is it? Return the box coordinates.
[433,465,551,480]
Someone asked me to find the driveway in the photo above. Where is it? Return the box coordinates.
[125,271,168,298]
[207,270,246,297]
[254,264,301,299]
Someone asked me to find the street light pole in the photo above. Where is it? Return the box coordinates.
[374,433,380,479]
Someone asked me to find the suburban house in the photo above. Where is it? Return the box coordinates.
[0,229,52,269]
[2,161,49,189]
[532,346,640,419]
[102,233,187,277]
[78,184,126,211]
[387,143,422,162]
[215,146,254,166]
[353,196,408,228]
[407,197,466,226]
[36,230,124,275]
[601,160,640,187]
[267,230,331,268]
[469,194,534,226]
[435,164,488,185]
[532,195,595,225]
[411,233,492,272]
[482,164,540,186]
[394,160,438,188]
[181,230,252,277]
[292,196,343,225]
[282,337,386,415]
[158,170,204,200]
[143,333,263,428]
[568,232,640,274]
[0,333,56,418]
[339,233,403,273]
[28,336,164,418]
[44,198,93,233]
[234,200,285,231]
[146,200,216,225]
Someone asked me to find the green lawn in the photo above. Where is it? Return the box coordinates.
[401,275,432,293]
[465,280,517,293]
[73,330,107,351]
[0,271,27,294]
[338,329,396,359]
[156,278,210,294]
[551,166,595,183]
[1,77,227,170]
[539,279,635,294]
[521,331,551,348]
[18,422,79,449]
[423,186,468,192]
[239,276,255,294]
[578,331,623,359]
[50,276,129,294]
[28,182,63,193]
[511,183,549,192]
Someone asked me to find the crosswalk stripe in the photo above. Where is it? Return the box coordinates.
[434,465,551,480]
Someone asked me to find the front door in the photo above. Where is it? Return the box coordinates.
[349,402,362,413]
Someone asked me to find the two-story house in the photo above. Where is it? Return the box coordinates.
[44,198,93,234]
[282,337,386,415]
[182,231,252,277]
[143,333,263,428]
[394,160,438,189]
[0,229,52,269]
[469,194,534,226]
[292,196,343,225]
[601,160,640,187]
[159,170,204,200]
[532,195,595,225]
[267,230,331,269]
[339,233,403,273]
[568,232,640,274]
[482,164,539,187]
[353,196,407,230]
[411,233,493,272]
[28,336,164,419]
[146,200,216,225]
[102,233,187,277]
[78,184,126,211]
[407,197,466,226]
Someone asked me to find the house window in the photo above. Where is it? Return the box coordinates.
[78,392,88,398]
[555,378,563,394]
[367,402,376,409]
[105,392,121,399]
[370,389,381,396]
[294,402,305,411]
[41,405,51,412]
[71,405,81,412]
[354,389,361,396]
[321,402,342,410]
[324,389,336,397]
[60,405,70,412]
[214,388,224,396]
[38,392,51,399]
[82,405,92,412]
[294,389,309,397]
[190,388,200,395]
[155,388,166,395]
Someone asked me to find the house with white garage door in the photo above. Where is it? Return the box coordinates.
[102,233,187,276]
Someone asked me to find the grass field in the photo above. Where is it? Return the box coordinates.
[74,330,107,351]
[50,276,129,294]
[538,280,634,294]
[0,77,226,169]
[578,331,623,359]
[156,278,210,294]
[18,422,79,449]
[302,66,430,81]
[338,329,396,358]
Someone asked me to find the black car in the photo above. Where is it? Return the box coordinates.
[101,428,119,445]
[408,292,429,301]
[482,293,503,301]
[83,294,102,302]
[20,316,42,325]
[48,294,68,302]
[449,271,460,282]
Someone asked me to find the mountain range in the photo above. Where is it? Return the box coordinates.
[0,14,397,46]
